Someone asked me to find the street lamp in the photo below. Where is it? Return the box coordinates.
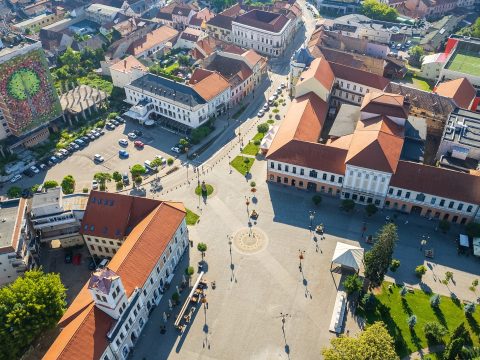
[298,249,305,271]
[309,210,315,230]
[420,235,428,251]
[245,196,251,221]
[228,155,232,174]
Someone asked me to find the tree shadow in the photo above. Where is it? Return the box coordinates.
[373,303,409,357]
[401,297,413,316]
[466,314,480,337]
[433,306,447,328]
[410,327,423,351]
[419,282,433,295]
[450,292,461,307]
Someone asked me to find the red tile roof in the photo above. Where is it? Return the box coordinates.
[296,57,335,92]
[191,70,230,101]
[44,199,186,360]
[360,91,409,119]
[330,62,390,90]
[80,191,161,239]
[234,10,289,33]
[434,78,476,110]
[390,161,480,204]
[127,26,178,56]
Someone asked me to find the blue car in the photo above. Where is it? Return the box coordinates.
[119,150,129,158]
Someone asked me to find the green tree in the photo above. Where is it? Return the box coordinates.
[439,219,450,233]
[167,158,174,165]
[130,164,146,178]
[7,186,22,199]
[364,223,398,288]
[457,17,480,38]
[93,172,112,188]
[112,171,122,182]
[312,194,322,206]
[177,54,190,66]
[322,322,398,360]
[390,259,400,272]
[115,181,123,191]
[430,294,440,308]
[0,269,66,359]
[366,204,378,216]
[341,199,355,212]
[424,321,447,344]
[197,242,207,260]
[465,222,480,238]
[464,302,476,315]
[43,180,59,189]
[407,314,417,329]
[342,274,363,295]
[134,176,143,186]
[61,175,75,194]
[150,158,163,169]
[257,123,269,133]
[409,46,424,66]
[415,264,427,278]
[59,47,81,70]
[360,0,398,22]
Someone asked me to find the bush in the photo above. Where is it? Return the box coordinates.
[134,176,142,185]
[466,222,480,238]
[312,194,322,206]
[439,219,450,233]
[185,266,194,276]
[190,123,213,144]
[130,164,146,177]
[407,314,417,329]
[342,274,363,295]
[424,321,447,344]
[254,139,261,145]
[390,259,400,272]
[115,181,123,191]
[171,291,180,303]
[61,175,75,194]
[82,187,89,193]
[399,286,408,297]
[167,158,174,166]
[366,204,378,216]
[112,171,122,182]
[415,265,427,278]
[464,302,476,315]
[250,181,256,187]
[341,199,355,212]
[430,294,440,308]
[43,180,59,189]
[7,186,22,199]
[257,123,269,133]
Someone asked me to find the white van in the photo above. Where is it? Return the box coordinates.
[144,160,158,171]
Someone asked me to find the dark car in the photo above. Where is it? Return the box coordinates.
[133,129,143,136]
[122,173,130,185]
[23,169,35,177]
[64,251,73,264]
[96,128,105,135]
[88,257,96,270]
[21,188,33,198]
[81,136,90,143]
[106,123,115,130]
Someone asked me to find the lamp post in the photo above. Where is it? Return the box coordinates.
[186,163,189,184]
[420,235,428,251]
[309,210,315,230]
[298,249,305,272]
[245,196,250,222]
[196,165,201,209]
[228,155,232,174]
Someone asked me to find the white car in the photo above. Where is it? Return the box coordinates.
[30,166,40,174]
[171,146,181,154]
[257,110,265,117]
[92,180,99,190]
[10,174,22,183]
[262,103,269,111]
[128,132,137,140]
[281,82,286,89]
[93,154,104,163]
[155,155,167,165]
[118,139,128,146]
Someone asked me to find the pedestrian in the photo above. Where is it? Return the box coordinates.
[405,220,409,225]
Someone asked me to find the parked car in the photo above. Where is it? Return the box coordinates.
[133,129,143,136]
[155,155,167,166]
[128,132,137,140]
[119,150,129,158]
[10,174,22,183]
[93,154,104,163]
[30,165,40,174]
[59,149,69,156]
[171,146,181,154]
[87,257,96,270]
[87,134,96,141]
[257,110,265,117]
[96,128,105,135]
[92,180,99,190]
[23,169,34,177]
[106,123,115,130]
[122,173,130,185]
[49,156,59,163]
[81,136,90,143]
[262,103,269,111]
[281,82,286,89]
[54,152,64,159]
[74,139,85,146]
[112,120,120,126]
[118,139,128,146]
[38,163,47,171]
[115,116,125,124]
[134,141,144,149]
[64,251,73,264]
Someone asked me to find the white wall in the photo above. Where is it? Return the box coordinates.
[342,164,391,206]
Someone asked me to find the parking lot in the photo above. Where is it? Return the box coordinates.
[12,119,186,191]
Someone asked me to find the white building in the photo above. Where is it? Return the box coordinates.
[231,9,295,57]
[109,55,148,88]
[85,4,121,25]
[44,193,189,360]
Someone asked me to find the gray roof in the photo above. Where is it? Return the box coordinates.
[442,108,480,150]
[405,116,427,141]
[31,187,61,210]
[329,104,360,138]
[128,73,206,107]
[0,200,20,249]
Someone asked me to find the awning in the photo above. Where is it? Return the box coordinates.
[144,119,155,126]
[473,238,480,256]
[331,242,364,271]
[459,234,469,247]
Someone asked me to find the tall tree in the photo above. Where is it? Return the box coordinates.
[322,322,398,360]
[409,46,424,67]
[364,223,398,288]
[94,172,112,187]
[361,0,398,22]
[61,175,75,194]
[0,270,66,360]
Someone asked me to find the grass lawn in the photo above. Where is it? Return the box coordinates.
[230,156,254,176]
[195,184,214,196]
[357,283,480,357]
[447,52,480,76]
[186,208,200,225]
[402,73,433,91]
[253,132,265,141]
[164,62,179,74]
[242,142,259,156]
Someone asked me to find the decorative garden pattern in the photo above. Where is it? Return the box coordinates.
[0,49,62,135]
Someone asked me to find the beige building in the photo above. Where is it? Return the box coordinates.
[109,55,148,88]
[12,7,65,34]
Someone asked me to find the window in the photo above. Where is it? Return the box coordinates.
[96,294,102,301]
[309,170,317,178]
[396,190,402,197]
[150,278,153,284]
[330,175,335,182]
[439,199,445,206]
[119,307,123,315]
[134,309,138,317]
[365,174,369,179]
[90,245,95,250]
[416,193,425,202]
[277,164,281,170]
[270,162,274,169]
[430,197,436,205]
[116,339,120,346]
[338,177,343,184]
[405,192,410,199]
[285,165,289,172]
[448,201,454,209]
[467,205,473,212]
[300,169,304,176]
[388,188,393,195]
[98,246,103,252]
[457,203,464,211]
[322,173,327,180]
[292,167,296,174]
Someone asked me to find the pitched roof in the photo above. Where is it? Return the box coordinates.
[180,27,202,42]
[345,116,404,173]
[390,161,480,204]
[330,62,390,90]
[189,7,215,26]
[242,49,264,68]
[127,26,178,56]
[234,9,289,33]
[360,91,409,119]
[44,200,186,360]
[80,190,161,239]
[190,70,230,101]
[296,57,335,92]
[206,54,253,86]
[109,55,147,73]
[434,78,476,110]
[206,14,233,30]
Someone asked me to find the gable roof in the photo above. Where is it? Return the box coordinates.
[234,9,289,33]
[127,26,178,56]
[330,62,390,90]
[390,161,480,204]
[190,70,230,101]
[434,78,476,110]
[110,55,147,73]
[345,116,404,173]
[360,91,409,119]
[296,57,335,92]
[44,199,186,360]
[206,14,233,30]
